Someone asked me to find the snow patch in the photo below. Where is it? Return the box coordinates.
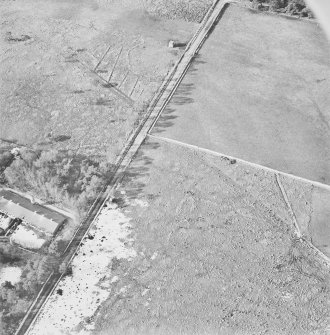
[0,267,22,285]
[132,199,149,207]
[28,201,136,335]
[11,224,46,249]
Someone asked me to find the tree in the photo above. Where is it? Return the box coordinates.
[59,261,73,277]
[0,152,13,171]
[4,148,111,214]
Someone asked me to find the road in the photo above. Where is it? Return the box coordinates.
[15,1,229,334]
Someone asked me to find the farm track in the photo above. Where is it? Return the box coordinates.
[16,1,229,334]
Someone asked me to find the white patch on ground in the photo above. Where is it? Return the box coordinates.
[0,266,22,285]
[28,201,136,335]
[10,224,46,249]
[0,214,12,230]
[132,199,149,207]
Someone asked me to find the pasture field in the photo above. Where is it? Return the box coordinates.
[152,4,330,185]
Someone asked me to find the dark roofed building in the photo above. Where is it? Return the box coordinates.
[0,189,67,235]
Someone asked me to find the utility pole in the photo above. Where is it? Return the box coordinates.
[129,77,139,97]
[94,44,112,72]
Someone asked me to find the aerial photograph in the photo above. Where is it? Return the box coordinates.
[0,0,329,334]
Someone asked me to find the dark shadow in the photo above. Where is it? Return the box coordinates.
[64,58,79,63]
[94,98,113,106]
[171,83,195,105]
[6,32,31,42]
[151,107,178,134]
[96,69,109,74]
[0,138,18,145]
[101,83,118,88]
[170,42,188,48]
[191,53,207,66]
[53,135,71,143]
[151,53,208,135]
[119,139,161,202]
[0,253,22,265]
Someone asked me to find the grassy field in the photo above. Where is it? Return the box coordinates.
[0,0,198,212]
[0,0,198,155]
[152,4,330,185]
[0,0,320,334]
[0,0,199,333]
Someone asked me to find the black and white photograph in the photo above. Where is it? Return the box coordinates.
[0,1,330,334]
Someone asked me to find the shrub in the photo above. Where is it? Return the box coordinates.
[4,149,112,214]
[0,152,13,170]
[251,0,312,17]
[59,262,73,276]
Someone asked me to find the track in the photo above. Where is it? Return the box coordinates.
[16,1,230,334]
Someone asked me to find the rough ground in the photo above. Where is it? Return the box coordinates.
[0,0,196,159]
[28,136,330,335]
[92,137,330,335]
[6,2,330,335]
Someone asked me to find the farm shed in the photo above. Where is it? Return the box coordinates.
[0,189,67,235]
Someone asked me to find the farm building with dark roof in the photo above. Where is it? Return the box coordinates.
[0,189,67,235]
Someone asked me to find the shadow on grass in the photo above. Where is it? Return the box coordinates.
[152,54,205,135]
[119,139,161,203]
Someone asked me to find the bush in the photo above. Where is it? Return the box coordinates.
[59,262,73,276]
[251,0,313,17]
[145,0,213,22]
[4,149,112,214]
[0,152,13,170]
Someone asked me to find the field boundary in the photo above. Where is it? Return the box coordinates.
[148,134,330,192]
[148,134,330,265]
[21,1,231,334]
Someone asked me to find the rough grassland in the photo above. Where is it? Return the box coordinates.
[0,0,197,159]
[92,137,330,335]
[0,0,198,333]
